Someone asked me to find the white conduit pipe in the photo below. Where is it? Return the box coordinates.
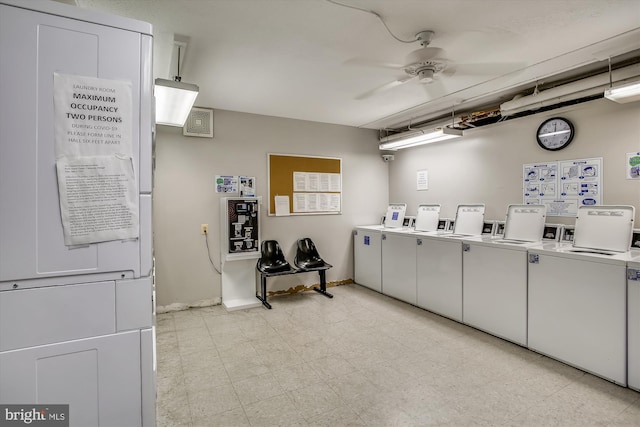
[500,63,640,116]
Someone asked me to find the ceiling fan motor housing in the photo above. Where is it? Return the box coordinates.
[417,68,434,83]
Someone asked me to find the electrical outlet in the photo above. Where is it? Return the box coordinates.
[201,224,209,235]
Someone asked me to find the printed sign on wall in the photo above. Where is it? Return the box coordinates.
[53,73,138,245]
[523,157,602,216]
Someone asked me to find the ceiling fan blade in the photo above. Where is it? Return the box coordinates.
[343,58,405,70]
[421,78,447,99]
[442,62,526,77]
[355,76,415,100]
[405,47,445,64]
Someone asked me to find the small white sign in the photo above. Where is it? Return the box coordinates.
[417,170,429,191]
[274,195,290,216]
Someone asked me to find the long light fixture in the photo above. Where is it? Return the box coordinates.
[379,126,463,151]
[155,43,199,127]
[604,80,640,103]
[155,78,199,126]
[603,57,640,104]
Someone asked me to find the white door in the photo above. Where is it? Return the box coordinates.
[0,331,142,427]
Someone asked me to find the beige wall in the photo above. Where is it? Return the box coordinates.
[388,99,640,224]
[153,110,385,307]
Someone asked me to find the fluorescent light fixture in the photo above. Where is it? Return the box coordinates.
[379,126,463,150]
[604,80,640,104]
[155,78,199,126]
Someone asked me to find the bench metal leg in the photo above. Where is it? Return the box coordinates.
[256,275,272,309]
[313,270,333,299]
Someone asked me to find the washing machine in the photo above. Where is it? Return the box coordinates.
[629,254,640,391]
[415,204,485,321]
[377,204,442,305]
[353,204,407,292]
[462,205,547,346]
[527,205,635,385]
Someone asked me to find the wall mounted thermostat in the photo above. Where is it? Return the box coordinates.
[536,117,574,151]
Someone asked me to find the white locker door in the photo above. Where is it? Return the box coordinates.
[0,331,142,427]
[528,253,626,385]
[463,244,528,346]
[416,237,463,322]
[353,229,382,292]
[381,233,417,305]
[0,4,145,283]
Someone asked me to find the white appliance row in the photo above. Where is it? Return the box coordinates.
[354,204,639,388]
[0,1,155,425]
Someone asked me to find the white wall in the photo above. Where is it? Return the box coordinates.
[153,109,385,307]
[388,99,640,224]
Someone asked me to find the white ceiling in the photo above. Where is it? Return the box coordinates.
[74,0,640,130]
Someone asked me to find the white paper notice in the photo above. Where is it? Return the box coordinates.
[292,193,340,213]
[293,172,306,192]
[54,73,133,158]
[274,196,290,216]
[56,156,139,245]
[417,170,429,191]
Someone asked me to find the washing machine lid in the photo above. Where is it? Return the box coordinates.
[503,204,546,242]
[414,204,441,232]
[452,204,485,236]
[573,205,635,252]
[383,203,407,228]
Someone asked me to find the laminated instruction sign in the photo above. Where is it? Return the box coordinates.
[523,157,602,217]
[53,73,138,245]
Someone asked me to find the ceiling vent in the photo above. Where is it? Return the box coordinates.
[183,107,214,138]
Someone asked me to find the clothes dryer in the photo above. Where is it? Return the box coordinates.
[527,205,635,385]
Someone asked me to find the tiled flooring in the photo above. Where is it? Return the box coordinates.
[156,284,640,426]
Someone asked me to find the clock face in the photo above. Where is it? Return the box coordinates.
[536,117,574,151]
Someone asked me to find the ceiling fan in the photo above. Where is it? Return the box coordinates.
[352,30,522,100]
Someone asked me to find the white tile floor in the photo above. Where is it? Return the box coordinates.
[156,284,640,426]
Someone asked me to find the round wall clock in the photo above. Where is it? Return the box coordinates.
[536,117,575,151]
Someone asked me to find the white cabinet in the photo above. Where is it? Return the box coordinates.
[353,227,382,292]
[0,331,142,427]
[416,235,463,322]
[462,241,528,346]
[381,232,417,305]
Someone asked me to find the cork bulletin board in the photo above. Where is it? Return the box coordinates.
[268,153,342,216]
